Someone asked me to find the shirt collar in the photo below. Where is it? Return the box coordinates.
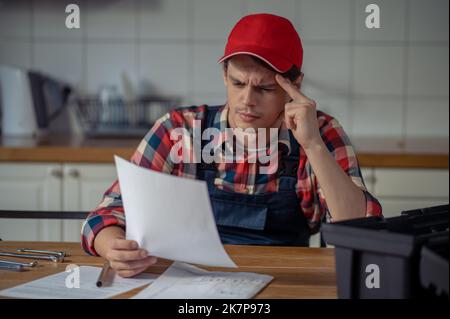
[216,104,292,156]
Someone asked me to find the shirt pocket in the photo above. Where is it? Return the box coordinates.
[210,198,268,231]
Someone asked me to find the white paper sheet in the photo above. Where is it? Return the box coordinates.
[0,266,157,299]
[115,156,237,268]
[132,262,273,299]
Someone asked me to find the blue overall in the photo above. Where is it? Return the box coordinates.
[196,106,311,246]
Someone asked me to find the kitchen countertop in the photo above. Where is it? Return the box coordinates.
[0,135,448,168]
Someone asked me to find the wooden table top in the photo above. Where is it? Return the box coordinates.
[0,241,337,299]
[0,135,448,168]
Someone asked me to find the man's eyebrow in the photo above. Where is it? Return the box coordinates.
[229,75,243,83]
[257,82,277,88]
[229,75,277,88]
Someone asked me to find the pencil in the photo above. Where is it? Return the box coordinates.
[96,262,111,287]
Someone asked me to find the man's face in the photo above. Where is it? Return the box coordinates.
[223,55,300,130]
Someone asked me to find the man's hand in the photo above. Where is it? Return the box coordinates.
[106,238,157,278]
[275,74,323,150]
[275,75,368,220]
[94,226,158,278]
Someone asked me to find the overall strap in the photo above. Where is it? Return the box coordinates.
[197,105,222,173]
[277,130,300,192]
[278,130,300,177]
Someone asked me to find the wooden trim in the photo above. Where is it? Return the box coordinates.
[0,146,448,168]
[0,147,134,163]
[356,153,449,169]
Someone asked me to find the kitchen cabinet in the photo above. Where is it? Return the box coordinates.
[1,163,448,245]
[0,163,116,242]
[62,164,117,242]
[310,167,449,247]
[0,163,62,241]
[366,168,448,218]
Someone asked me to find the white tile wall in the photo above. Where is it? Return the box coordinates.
[352,98,403,136]
[407,45,449,96]
[138,43,190,96]
[316,95,352,131]
[0,0,31,38]
[137,0,190,40]
[33,0,84,40]
[355,0,407,42]
[86,43,137,95]
[0,40,32,69]
[409,0,449,42]
[301,44,351,96]
[245,0,297,23]
[192,0,243,41]
[352,45,404,96]
[406,99,449,137]
[86,0,136,39]
[297,0,352,41]
[0,0,448,138]
[192,43,226,95]
[34,42,83,90]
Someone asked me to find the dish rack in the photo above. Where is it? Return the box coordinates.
[74,96,180,137]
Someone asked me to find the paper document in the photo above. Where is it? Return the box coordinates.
[0,266,157,299]
[132,262,273,299]
[115,156,236,268]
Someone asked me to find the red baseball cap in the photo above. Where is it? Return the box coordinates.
[218,13,303,73]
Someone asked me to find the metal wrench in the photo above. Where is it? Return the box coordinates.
[0,251,63,263]
[17,248,65,258]
[0,259,38,271]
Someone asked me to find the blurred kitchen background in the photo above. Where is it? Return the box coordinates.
[0,0,448,243]
[0,0,448,138]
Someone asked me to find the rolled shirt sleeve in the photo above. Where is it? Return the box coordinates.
[299,111,383,233]
[81,113,176,255]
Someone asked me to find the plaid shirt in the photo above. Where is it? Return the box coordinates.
[81,104,382,255]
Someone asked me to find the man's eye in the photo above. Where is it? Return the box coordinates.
[261,88,275,92]
[233,82,244,87]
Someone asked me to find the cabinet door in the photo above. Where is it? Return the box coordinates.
[62,164,117,242]
[374,168,449,198]
[379,198,449,218]
[374,168,449,218]
[0,163,63,241]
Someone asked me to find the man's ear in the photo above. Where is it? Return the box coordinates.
[223,67,228,87]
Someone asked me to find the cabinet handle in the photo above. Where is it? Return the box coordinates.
[50,169,63,179]
[68,169,80,178]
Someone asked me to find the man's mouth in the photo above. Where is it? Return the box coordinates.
[237,111,261,123]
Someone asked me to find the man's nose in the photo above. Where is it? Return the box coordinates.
[242,86,257,107]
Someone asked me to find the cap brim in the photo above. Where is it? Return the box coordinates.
[218,45,293,73]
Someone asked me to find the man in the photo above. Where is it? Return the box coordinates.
[82,13,382,278]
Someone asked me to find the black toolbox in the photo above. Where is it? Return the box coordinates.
[420,233,449,297]
[321,204,449,299]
